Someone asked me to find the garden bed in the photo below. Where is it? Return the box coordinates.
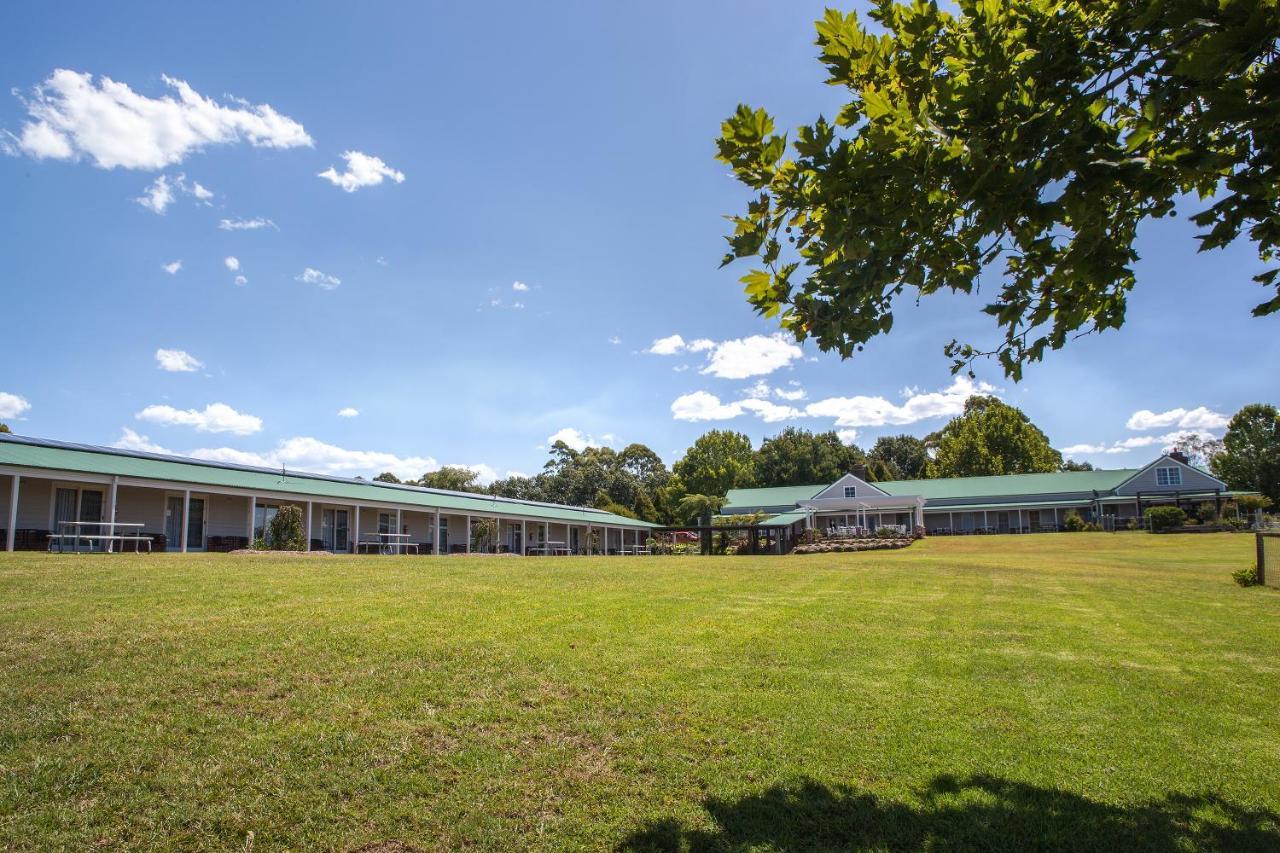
[793,538,915,554]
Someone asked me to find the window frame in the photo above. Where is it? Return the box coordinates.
[843,485,857,499]
[1155,466,1182,487]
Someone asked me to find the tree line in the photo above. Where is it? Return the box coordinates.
[1,399,1273,525]
[368,398,1279,524]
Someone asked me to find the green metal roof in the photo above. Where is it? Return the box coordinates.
[723,483,824,512]
[759,509,810,528]
[724,468,1143,511]
[0,434,656,528]
[875,469,1139,499]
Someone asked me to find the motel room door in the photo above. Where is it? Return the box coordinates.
[164,495,206,550]
[321,508,349,552]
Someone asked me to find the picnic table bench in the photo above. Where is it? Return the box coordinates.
[48,521,153,553]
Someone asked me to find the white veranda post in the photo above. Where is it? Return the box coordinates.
[180,489,191,553]
[247,497,255,544]
[107,476,119,553]
[6,475,19,552]
[306,501,313,547]
[354,505,361,553]
[521,520,527,556]
[465,515,471,554]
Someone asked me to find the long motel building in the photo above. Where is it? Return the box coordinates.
[0,433,657,554]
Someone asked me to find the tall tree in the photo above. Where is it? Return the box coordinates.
[1212,403,1280,504]
[754,427,866,486]
[716,2,1280,379]
[420,466,484,493]
[673,430,756,498]
[0,423,9,433]
[868,434,929,480]
[373,472,401,484]
[927,396,1062,478]
[1169,433,1224,469]
[1061,459,1095,472]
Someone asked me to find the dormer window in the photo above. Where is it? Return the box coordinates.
[1156,466,1182,487]
[843,486,857,498]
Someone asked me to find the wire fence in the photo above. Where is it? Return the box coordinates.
[1258,531,1280,588]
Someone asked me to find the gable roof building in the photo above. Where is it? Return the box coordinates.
[0,433,655,554]
[723,455,1244,536]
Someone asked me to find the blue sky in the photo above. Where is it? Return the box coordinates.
[1,1,1276,482]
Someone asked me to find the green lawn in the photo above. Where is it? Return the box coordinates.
[0,533,1276,850]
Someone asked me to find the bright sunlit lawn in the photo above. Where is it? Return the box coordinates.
[0,533,1276,851]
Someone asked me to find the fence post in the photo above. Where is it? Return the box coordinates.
[1258,532,1267,586]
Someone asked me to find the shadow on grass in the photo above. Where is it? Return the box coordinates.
[618,774,1279,852]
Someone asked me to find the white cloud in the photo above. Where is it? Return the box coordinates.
[546,427,613,452]
[9,69,311,169]
[375,256,388,266]
[1058,443,1107,455]
[700,334,803,379]
[154,348,203,372]
[647,334,687,355]
[608,336,621,345]
[688,339,715,352]
[162,260,182,274]
[0,391,32,419]
[775,386,806,402]
[233,275,247,287]
[448,462,499,486]
[136,402,262,435]
[192,436,435,481]
[135,174,175,213]
[1060,429,1219,456]
[337,407,359,418]
[670,376,994,428]
[738,398,803,423]
[485,297,524,310]
[837,429,859,446]
[218,217,276,231]
[1126,406,1229,431]
[671,391,749,422]
[224,256,240,271]
[135,173,213,213]
[804,376,995,427]
[296,267,341,290]
[112,427,171,454]
[317,150,405,192]
[512,280,529,292]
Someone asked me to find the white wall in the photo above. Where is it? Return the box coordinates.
[14,477,52,528]
[114,485,165,532]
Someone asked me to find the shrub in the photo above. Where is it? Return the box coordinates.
[1232,565,1260,587]
[266,505,306,551]
[1063,511,1087,532]
[1145,506,1187,532]
[1195,503,1219,524]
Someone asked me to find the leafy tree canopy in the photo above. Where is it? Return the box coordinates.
[716,1,1280,379]
[419,466,485,493]
[373,472,401,484]
[1061,459,1095,472]
[673,430,756,498]
[754,427,867,486]
[1212,403,1280,503]
[927,395,1063,477]
[0,423,9,434]
[868,434,929,480]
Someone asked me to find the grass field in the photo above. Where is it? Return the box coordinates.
[0,533,1276,850]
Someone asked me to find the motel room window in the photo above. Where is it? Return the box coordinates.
[1155,466,1182,487]
[843,486,856,498]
